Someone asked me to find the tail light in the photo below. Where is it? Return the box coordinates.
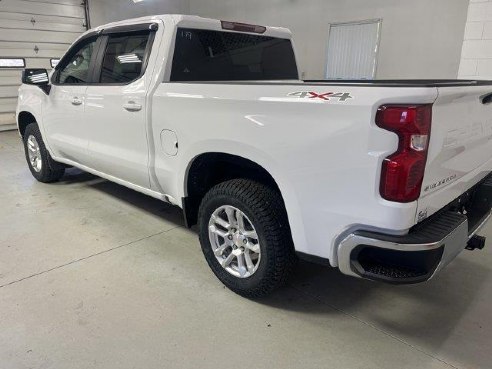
[376,105,433,202]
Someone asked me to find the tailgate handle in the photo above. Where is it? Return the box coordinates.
[481,93,492,105]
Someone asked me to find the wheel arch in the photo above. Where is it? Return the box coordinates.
[17,111,37,137]
[183,152,279,224]
[181,150,308,254]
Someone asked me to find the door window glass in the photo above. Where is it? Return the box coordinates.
[99,32,151,84]
[58,39,96,84]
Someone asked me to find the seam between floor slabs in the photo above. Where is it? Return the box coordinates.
[0,226,181,289]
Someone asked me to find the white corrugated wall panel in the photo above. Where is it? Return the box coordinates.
[0,0,87,127]
[326,20,381,79]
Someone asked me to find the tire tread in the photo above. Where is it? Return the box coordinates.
[23,123,65,183]
[198,179,296,298]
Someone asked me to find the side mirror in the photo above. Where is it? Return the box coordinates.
[22,69,51,95]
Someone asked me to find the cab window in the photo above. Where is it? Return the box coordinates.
[99,32,151,84]
[170,28,298,81]
[57,38,97,84]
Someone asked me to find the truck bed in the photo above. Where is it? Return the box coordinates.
[304,79,492,87]
[171,79,492,87]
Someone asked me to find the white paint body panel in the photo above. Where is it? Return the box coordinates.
[16,15,492,266]
[43,84,90,164]
[85,80,151,188]
[417,86,492,222]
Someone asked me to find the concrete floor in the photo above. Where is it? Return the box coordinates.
[1,130,491,369]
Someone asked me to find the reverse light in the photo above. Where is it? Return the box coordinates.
[376,105,433,203]
[221,21,267,34]
[410,135,428,152]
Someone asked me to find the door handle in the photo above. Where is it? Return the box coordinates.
[71,97,83,106]
[123,102,142,112]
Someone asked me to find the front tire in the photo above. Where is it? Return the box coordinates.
[23,123,65,183]
[198,179,296,298]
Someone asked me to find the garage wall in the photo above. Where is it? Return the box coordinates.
[0,0,87,127]
[87,0,190,28]
[459,0,492,79]
[190,0,470,80]
[85,0,469,80]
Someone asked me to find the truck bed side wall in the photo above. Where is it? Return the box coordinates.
[150,83,438,264]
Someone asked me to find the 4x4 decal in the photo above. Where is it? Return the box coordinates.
[288,91,354,102]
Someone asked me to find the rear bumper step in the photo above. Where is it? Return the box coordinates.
[337,173,492,284]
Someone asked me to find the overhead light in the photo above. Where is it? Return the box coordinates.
[28,74,49,83]
[117,53,142,64]
[0,58,25,68]
[132,0,145,3]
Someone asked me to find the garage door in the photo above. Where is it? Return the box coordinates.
[0,0,87,128]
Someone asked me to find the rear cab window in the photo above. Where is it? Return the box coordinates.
[170,28,298,81]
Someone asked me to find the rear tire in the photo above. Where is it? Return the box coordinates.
[198,179,296,298]
[23,123,65,183]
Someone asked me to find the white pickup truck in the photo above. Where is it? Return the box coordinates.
[17,14,492,297]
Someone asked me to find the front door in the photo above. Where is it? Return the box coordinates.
[84,29,155,188]
[43,36,98,165]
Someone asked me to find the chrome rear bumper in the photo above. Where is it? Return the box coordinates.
[337,174,492,284]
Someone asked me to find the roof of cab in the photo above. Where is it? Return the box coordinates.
[89,14,292,39]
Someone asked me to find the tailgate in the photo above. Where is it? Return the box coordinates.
[417,85,492,222]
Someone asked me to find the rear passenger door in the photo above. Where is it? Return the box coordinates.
[84,25,157,188]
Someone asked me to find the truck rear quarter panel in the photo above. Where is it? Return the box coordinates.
[150,82,438,264]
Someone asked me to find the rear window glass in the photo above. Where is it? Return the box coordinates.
[170,28,298,81]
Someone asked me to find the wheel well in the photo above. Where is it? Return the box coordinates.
[183,153,282,227]
[18,111,36,137]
